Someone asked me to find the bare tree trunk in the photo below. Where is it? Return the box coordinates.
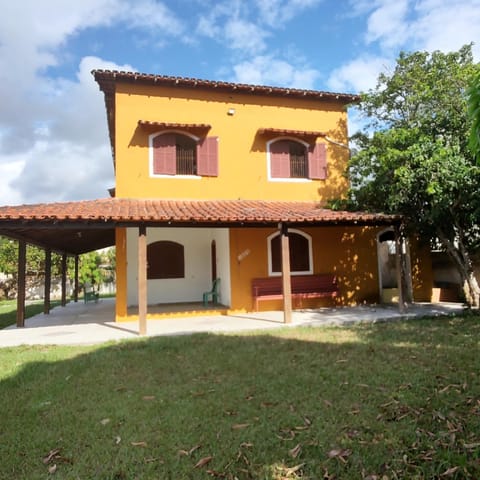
[437,228,480,307]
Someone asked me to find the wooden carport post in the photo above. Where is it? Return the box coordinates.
[138,225,147,335]
[394,225,406,313]
[74,254,79,302]
[61,253,67,307]
[16,240,26,327]
[44,249,51,314]
[280,223,292,324]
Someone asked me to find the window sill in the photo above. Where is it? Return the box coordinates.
[268,177,312,183]
[150,174,202,179]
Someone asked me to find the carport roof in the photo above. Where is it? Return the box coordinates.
[0,198,401,254]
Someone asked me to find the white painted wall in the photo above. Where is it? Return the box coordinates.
[126,227,230,307]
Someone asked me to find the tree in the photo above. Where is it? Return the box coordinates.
[468,71,480,161]
[345,45,480,306]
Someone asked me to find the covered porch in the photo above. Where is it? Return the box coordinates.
[0,197,410,336]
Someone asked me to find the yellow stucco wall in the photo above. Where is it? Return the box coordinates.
[114,84,349,202]
[229,225,382,311]
[409,238,434,301]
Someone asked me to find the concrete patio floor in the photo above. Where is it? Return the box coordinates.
[1,298,467,348]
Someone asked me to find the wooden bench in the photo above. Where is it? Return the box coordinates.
[252,274,339,311]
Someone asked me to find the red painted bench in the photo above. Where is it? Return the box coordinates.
[252,274,339,311]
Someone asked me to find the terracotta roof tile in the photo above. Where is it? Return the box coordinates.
[258,128,326,138]
[0,198,401,226]
[93,70,359,104]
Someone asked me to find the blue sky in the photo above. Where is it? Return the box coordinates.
[0,0,479,205]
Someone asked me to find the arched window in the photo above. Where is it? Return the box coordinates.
[150,131,218,177]
[267,229,313,276]
[268,138,327,181]
[147,241,184,279]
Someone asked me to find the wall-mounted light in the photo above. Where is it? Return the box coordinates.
[227,108,235,115]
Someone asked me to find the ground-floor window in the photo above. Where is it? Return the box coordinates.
[268,229,313,276]
[147,240,185,279]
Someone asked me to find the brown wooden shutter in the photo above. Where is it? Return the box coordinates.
[308,143,327,179]
[270,140,290,178]
[197,136,218,176]
[153,134,176,175]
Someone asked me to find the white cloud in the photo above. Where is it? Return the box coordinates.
[254,0,324,27]
[7,56,133,203]
[224,19,270,53]
[365,0,409,49]
[232,55,319,88]
[327,55,392,93]
[0,1,184,204]
[411,0,480,58]
[197,1,269,54]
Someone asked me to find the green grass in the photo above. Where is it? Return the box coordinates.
[0,299,63,330]
[0,315,479,479]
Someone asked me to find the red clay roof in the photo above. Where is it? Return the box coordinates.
[0,198,400,226]
[93,70,359,104]
[258,128,326,138]
[138,121,211,131]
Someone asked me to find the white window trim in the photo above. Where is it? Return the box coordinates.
[149,130,202,178]
[267,228,313,276]
[266,136,312,183]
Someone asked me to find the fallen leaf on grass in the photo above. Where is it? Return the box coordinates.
[100,418,110,425]
[48,464,57,474]
[194,456,213,468]
[232,423,250,430]
[463,441,480,449]
[131,441,147,447]
[142,395,155,401]
[289,444,302,458]
[440,466,459,476]
[284,463,305,475]
[43,449,61,465]
[240,442,254,448]
[115,436,121,445]
[179,445,201,456]
[327,448,352,463]
[206,469,227,477]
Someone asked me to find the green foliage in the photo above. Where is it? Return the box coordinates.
[347,45,480,302]
[0,237,115,289]
[468,71,480,161]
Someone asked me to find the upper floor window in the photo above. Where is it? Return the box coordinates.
[150,131,218,177]
[268,138,327,181]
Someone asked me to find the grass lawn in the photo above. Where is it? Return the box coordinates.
[0,299,63,330]
[0,315,479,479]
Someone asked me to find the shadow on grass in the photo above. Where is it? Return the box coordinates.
[0,315,479,479]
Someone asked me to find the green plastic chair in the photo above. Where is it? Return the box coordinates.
[203,278,220,306]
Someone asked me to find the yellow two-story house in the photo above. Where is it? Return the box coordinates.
[92,70,432,322]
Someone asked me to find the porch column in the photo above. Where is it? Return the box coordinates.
[44,249,51,315]
[16,240,26,328]
[280,223,292,324]
[73,254,79,303]
[61,252,67,307]
[394,226,406,313]
[138,225,147,335]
